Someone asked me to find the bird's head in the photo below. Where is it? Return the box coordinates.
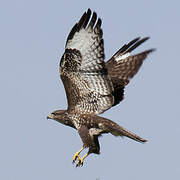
[47,110,75,128]
[47,110,66,121]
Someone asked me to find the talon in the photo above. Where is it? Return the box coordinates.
[72,153,80,163]
[76,158,84,167]
[72,148,89,167]
[75,153,89,167]
[72,147,84,164]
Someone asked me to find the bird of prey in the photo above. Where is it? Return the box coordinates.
[47,9,155,167]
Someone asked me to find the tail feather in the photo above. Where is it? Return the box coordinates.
[111,125,147,143]
[97,116,147,143]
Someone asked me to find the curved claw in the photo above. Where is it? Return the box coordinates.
[72,147,84,164]
[75,153,89,167]
[76,159,84,167]
[72,153,81,163]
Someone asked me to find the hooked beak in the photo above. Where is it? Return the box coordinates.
[47,114,54,119]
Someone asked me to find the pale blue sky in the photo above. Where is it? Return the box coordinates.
[0,0,180,179]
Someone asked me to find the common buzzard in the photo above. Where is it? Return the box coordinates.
[47,9,155,167]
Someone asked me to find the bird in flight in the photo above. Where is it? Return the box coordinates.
[47,9,155,167]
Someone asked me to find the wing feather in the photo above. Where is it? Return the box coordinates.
[60,9,114,115]
[106,37,155,106]
[60,10,155,112]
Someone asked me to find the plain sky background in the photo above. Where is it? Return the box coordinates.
[0,0,180,179]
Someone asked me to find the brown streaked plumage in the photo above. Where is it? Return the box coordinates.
[47,9,155,167]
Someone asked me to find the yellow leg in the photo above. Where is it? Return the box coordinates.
[76,153,89,167]
[72,147,84,163]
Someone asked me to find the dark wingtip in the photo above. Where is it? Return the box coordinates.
[140,138,148,143]
[125,37,151,54]
[128,37,141,46]
[141,48,156,55]
[143,36,150,41]
[114,37,152,57]
[149,48,156,52]
[87,11,97,29]
[87,8,91,13]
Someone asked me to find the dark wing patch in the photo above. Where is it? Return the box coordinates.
[106,37,155,106]
[60,9,114,115]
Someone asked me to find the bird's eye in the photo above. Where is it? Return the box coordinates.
[52,112,56,115]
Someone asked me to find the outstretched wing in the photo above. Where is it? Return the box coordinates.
[106,37,155,106]
[60,9,114,115]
